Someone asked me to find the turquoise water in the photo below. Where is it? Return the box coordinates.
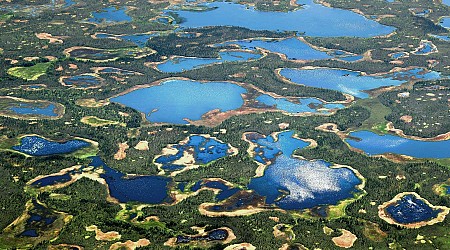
[10,103,57,117]
[88,7,131,23]
[111,80,246,124]
[440,17,450,29]
[346,131,450,158]
[384,194,441,224]
[256,95,344,114]
[171,0,395,37]
[248,131,361,210]
[220,38,332,60]
[280,68,404,98]
[157,51,261,73]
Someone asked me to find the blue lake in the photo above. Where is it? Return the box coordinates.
[63,75,102,88]
[31,173,72,187]
[256,95,344,114]
[346,131,450,158]
[219,38,363,61]
[190,180,240,201]
[391,52,407,59]
[440,17,450,29]
[155,135,232,172]
[20,200,57,238]
[88,7,131,24]
[220,38,332,60]
[171,0,395,37]
[100,162,172,204]
[13,136,90,156]
[157,51,261,73]
[279,68,439,98]
[248,131,361,210]
[385,194,441,224]
[431,34,450,41]
[111,80,246,124]
[413,41,435,55]
[10,103,58,117]
[95,33,155,47]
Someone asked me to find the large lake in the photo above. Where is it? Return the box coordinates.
[171,0,395,37]
[346,131,450,158]
[248,131,361,210]
[111,80,246,124]
[280,68,441,98]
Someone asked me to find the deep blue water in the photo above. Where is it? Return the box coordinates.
[346,131,450,158]
[88,7,131,23]
[157,51,260,73]
[385,194,441,224]
[20,229,38,237]
[190,180,240,201]
[31,173,72,187]
[171,0,394,37]
[98,67,136,75]
[10,103,58,117]
[256,95,344,114]
[12,136,90,156]
[63,75,101,88]
[248,131,361,210]
[280,68,431,98]
[99,159,172,204]
[111,80,246,124]
[155,135,232,173]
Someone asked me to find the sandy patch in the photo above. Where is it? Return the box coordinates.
[134,141,149,151]
[86,225,121,241]
[114,142,129,160]
[109,239,150,250]
[332,229,357,248]
[35,33,67,44]
[75,98,109,108]
[224,243,256,250]
[400,115,412,123]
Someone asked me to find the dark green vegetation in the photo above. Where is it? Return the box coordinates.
[1,0,450,249]
[379,79,450,138]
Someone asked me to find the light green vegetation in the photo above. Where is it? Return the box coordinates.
[352,98,391,133]
[7,62,52,81]
[81,116,126,127]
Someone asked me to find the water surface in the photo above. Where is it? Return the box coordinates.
[346,131,450,158]
[10,103,57,117]
[13,136,90,156]
[89,7,131,23]
[256,95,344,114]
[111,80,246,124]
[171,0,395,37]
[157,51,260,73]
[385,194,441,224]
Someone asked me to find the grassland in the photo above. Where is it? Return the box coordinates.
[7,62,52,81]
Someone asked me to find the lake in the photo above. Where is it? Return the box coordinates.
[157,51,261,73]
[384,194,442,224]
[256,95,344,114]
[10,103,58,117]
[279,68,440,98]
[13,136,90,156]
[248,131,361,209]
[171,0,395,37]
[88,7,131,24]
[111,79,246,124]
[346,131,450,158]
[155,135,232,172]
